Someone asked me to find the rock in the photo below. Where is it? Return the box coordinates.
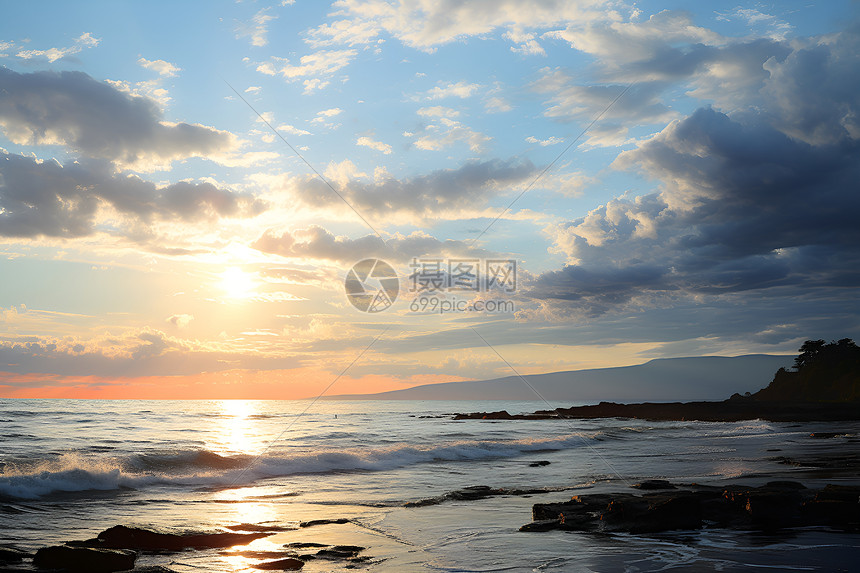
[297,518,350,528]
[406,485,568,507]
[0,548,28,562]
[763,480,807,490]
[454,400,860,423]
[521,482,858,534]
[815,484,860,502]
[601,491,705,533]
[519,519,562,532]
[84,525,271,552]
[283,542,328,549]
[529,461,551,467]
[741,490,804,527]
[631,479,676,490]
[315,545,364,559]
[33,545,136,573]
[251,558,305,570]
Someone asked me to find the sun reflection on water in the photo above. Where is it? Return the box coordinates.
[213,400,266,456]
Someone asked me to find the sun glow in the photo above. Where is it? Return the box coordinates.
[219,267,257,300]
[215,399,264,455]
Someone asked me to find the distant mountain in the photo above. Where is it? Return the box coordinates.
[328,355,793,402]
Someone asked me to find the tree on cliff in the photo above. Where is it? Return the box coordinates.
[754,339,860,402]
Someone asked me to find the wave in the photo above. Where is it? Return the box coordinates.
[0,433,594,500]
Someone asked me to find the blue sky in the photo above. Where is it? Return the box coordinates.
[1,0,859,398]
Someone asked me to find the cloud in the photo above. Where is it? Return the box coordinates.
[526,26,860,318]
[484,96,513,113]
[426,81,480,99]
[535,106,860,316]
[0,69,237,170]
[291,158,537,219]
[253,226,495,263]
[526,135,563,146]
[0,41,17,57]
[137,57,181,77]
[302,78,330,94]
[417,106,460,118]
[544,10,724,80]
[256,49,356,85]
[311,107,343,125]
[306,18,382,47]
[15,32,99,63]
[316,107,343,118]
[716,7,793,40]
[412,119,490,153]
[504,29,546,56]
[0,151,266,239]
[237,8,277,47]
[277,124,311,136]
[356,136,392,154]
[0,328,294,379]
[331,0,602,50]
[166,314,194,328]
[533,69,676,125]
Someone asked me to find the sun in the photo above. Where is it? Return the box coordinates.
[219,267,257,300]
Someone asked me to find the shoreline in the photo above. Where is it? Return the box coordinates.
[453,399,860,422]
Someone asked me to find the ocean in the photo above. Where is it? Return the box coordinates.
[1,399,858,571]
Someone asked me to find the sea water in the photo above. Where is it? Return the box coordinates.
[1,399,859,571]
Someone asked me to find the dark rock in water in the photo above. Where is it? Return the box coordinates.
[33,545,136,573]
[529,461,551,467]
[283,542,328,549]
[405,484,569,507]
[601,491,706,533]
[251,557,304,570]
[0,547,29,562]
[520,518,565,532]
[315,545,364,559]
[521,482,860,534]
[763,480,807,490]
[809,432,843,439]
[81,525,271,552]
[631,479,676,490]
[297,518,350,528]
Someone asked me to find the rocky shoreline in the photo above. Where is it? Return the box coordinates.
[0,525,372,572]
[453,399,860,422]
[521,480,860,534]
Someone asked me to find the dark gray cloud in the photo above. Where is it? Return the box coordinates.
[294,158,537,217]
[0,151,266,238]
[253,225,497,264]
[0,68,234,166]
[530,26,860,317]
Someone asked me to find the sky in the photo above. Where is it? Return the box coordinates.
[1,0,859,399]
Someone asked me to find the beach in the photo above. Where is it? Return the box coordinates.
[2,398,859,571]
